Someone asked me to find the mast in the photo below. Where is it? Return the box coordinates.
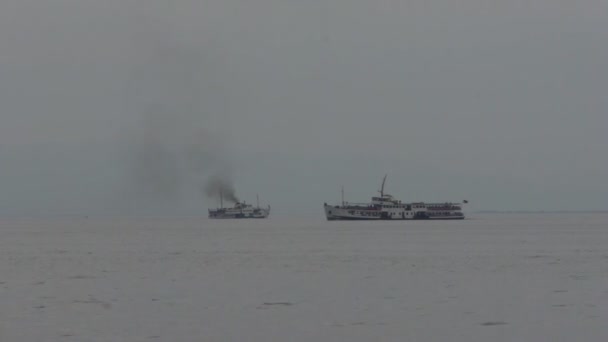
[256,194,260,208]
[341,186,345,206]
[379,174,387,197]
[220,190,223,209]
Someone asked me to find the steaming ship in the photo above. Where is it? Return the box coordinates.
[208,194,270,219]
[323,176,466,220]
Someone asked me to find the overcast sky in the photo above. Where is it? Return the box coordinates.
[1,0,607,216]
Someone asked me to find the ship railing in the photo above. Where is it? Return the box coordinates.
[342,202,373,206]
[425,204,462,210]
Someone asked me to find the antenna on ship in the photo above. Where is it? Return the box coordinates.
[341,186,345,206]
[379,174,387,197]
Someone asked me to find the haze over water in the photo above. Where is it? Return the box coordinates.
[1,0,607,216]
[1,1,607,341]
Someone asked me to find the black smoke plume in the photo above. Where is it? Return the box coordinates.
[124,36,239,209]
[203,174,239,204]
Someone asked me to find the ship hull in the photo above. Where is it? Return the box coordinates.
[427,215,465,220]
[326,216,379,221]
[426,211,465,220]
[208,207,270,219]
[209,214,269,219]
[324,204,427,221]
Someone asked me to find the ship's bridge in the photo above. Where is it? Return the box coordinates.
[371,195,399,205]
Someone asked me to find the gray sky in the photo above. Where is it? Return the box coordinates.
[1,0,607,215]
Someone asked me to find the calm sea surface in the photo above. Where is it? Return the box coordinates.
[1,213,607,341]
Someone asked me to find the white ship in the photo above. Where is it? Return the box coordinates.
[323,176,466,220]
[323,176,430,220]
[208,194,270,219]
